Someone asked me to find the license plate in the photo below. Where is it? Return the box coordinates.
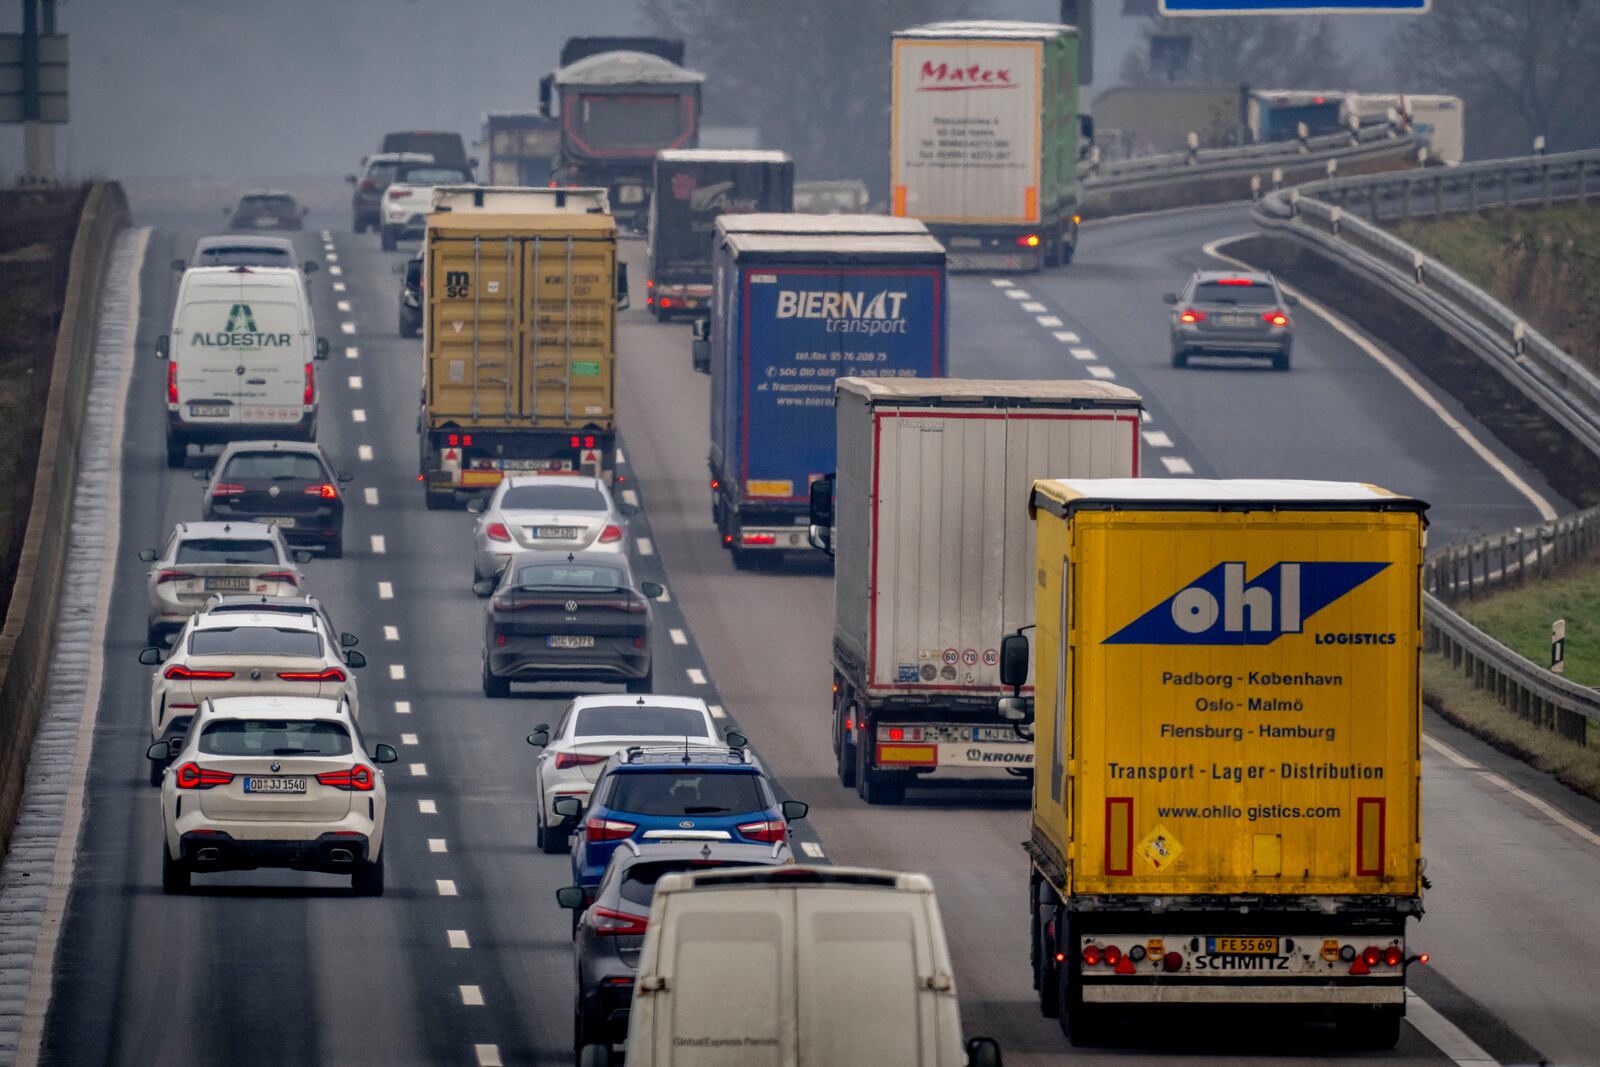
[1208,936,1279,956]
[256,516,297,528]
[548,635,596,649]
[535,526,582,540]
[1216,314,1255,328]
[255,217,279,228]
[189,404,230,417]
[204,577,251,591]
[972,727,1016,742]
[243,776,306,794]
[504,458,571,471]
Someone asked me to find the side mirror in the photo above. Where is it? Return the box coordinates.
[373,743,399,764]
[138,647,163,666]
[303,260,319,274]
[466,497,487,513]
[552,796,583,820]
[640,581,664,599]
[997,696,1029,722]
[691,318,710,341]
[538,74,553,117]
[138,548,157,562]
[1162,292,1179,305]
[999,632,1030,689]
[155,334,170,360]
[170,258,186,272]
[344,174,358,184]
[472,579,496,597]
[316,337,331,360]
[691,337,710,375]
[615,262,630,310]
[340,631,359,648]
[781,800,809,822]
[146,741,171,762]
[724,730,747,749]
[555,886,585,910]
[619,503,638,518]
[808,475,835,556]
[345,650,368,669]
[1285,293,1300,307]
[294,550,314,564]
[526,726,551,747]
[967,1037,1003,1067]
[336,470,354,483]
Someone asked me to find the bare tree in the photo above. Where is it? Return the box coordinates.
[1388,0,1600,158]
[639,0,973,196]
[1119,15,1353,90]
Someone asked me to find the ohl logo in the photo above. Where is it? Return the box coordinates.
[1104,561,1389,646]
[224,304,257,333]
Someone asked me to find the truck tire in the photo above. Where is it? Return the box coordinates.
[1059,236,1076,265]
[1339,1006,1402,1050]
[856,745,905,805]
[1035,902,1061,1018]
[833,698,857,789]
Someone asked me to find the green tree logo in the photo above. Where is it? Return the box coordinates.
[224,304,257,333]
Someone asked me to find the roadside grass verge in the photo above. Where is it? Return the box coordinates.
[1455,555,1600,687]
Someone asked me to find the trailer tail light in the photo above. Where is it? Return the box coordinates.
[554,752,608,770]
[165,665,235,681]
[155,570,196,585]
[304,362,315,406]
[1163,951,1183,972]
[1363,946,1382,967]
[585,818,637,843]
[1081,945,1102,967]
[569,435,596,449]
[660,298,673,308]
[316,765,376,791]
[278,667,347,682]
[446,434,474,447]
[1016,234,1040,248]
[485,523,512,542]
[741,532,776,546]
[875,742,936,766]
[1103,945,1123,967]
[1072,214,1081,225]
[304,483,338,499]
[598,524,623,544]
[167,361,179,404]
[1383,946,1403,967]
[589,907,649,936]
[175,762,235,790]
[736,819,787,844]
[1263,310,1289,327]
[1179,309,1206,324]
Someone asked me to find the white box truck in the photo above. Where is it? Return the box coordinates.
[811,378,1142,804]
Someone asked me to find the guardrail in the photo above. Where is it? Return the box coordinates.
[0,182,129,853]
[1424,503,1600,602]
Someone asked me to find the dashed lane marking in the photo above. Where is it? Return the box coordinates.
[1021,301,1047,312]
[475,1046,502,1067]
[390,664,406,681]
[990,278,1014,287]
[319,229,331,240]
[336,300,351,312]
[396,700,412,715]
[345,345,358,359]
[460,986,484,1007]
[409,761,427,777]
[709,704,726,719]
[1052,331,1080,343]
[326,252,339,262]
[669,628,688,645]
[637,536,655,556]
[402,733,419,746]
[1161,456,1195,475]
[340,321,355,334]
[349,375,364,390]
[358,445,374,461]
[655,586,671,603]
[615,447,626,464]
[384,626,399,641]
[329,265,342,276]
[687,668,707,685]
[364,487,379,506]
[378,581,394,599]
[800,841,825,859]
[1140,411,1151,423]
[371,535,386,554]
[1143,431,1174,448]
[332,282,346,294]
[1005,289,1030,300]
[1070,347,1096,361]
[1036,315,1063,327]
[448,930,471,949]
[352,409,367,423]
[428,838,447,853]
[418,799,436,814]
[1087,365,1116,380]
[621,488,639,507]
[436,879,458,897]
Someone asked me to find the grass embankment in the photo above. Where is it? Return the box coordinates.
[1392,204,1600,376]
[0,186,89,616]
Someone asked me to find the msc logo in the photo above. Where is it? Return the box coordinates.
[1104,561,1389,646]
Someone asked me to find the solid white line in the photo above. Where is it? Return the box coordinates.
[615,447,626,464]
[1143,431,1174,448]
[1204,234,1558,520]
[402,733,419,746]
[1161,456,1195,475]
[1021,301,1047,313]
[1036,315,1063,327]
[384,626,399,641]
[14,227,150,1067]
[364,487,380,506]
[669,628,688,646]
[800,841,825,859]
[637,536,655,556]
[436,879,457,897]
[332,281,346,293]
[448,930,471,949]
[1005,289,1030,300]
[708,704,726,719]
[358,445,374,461]
[687,668,707,685]
[378,581,394,599]
[1421,733,1479,769]
[1088,365,1116,380]
[475,1046,502,1067]
[370,534,386,554]
[352,409,367,423]
[395,700,412,715]
[340,321,355,334]
[460,985,484,1007]
[336,300,351,312]
[621,488,639,507]
[349,375,363,390]
[990,278,1014,287]
[1052,331,1080,343]
[390,664,406,681]
[418,799,437,813]
[329,265,342,276]
[409,761,427,776]
[345,345,359,359]
[1406,991,1501,1067]
[428,837,447,853]
[1070,347,1096,361]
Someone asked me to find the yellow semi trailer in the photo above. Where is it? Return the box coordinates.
[998,478,1427,1049]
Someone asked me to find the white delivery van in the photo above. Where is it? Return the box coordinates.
[620,866,1001,1067]
[158,266,328,467]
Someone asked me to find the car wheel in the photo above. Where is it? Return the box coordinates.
[625,669,653,695]
[324,538,343,560]
[1272,351,1291,372]
[1171,349,1188,369]
[165,436,186,468]
[380,227,397,252]
[482,660,510,699]
[538,811,569,855]
[161,848,190,894]
[352,852,385,897]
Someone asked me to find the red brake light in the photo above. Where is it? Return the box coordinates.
[258,571,300,586]
[1313,96,1326,105]
[1363,946,1382,967]
[598,524,623,544]
[1263,310,1289,327]
[1103,944,1123,966]
[174,762,235,789]
[660,298,673,308]
[387,188,412,200]
[304,483,338,499]
[212,483,245,496]
[589,906,649,936]
[553,752,608,769]
[1016,234,1040,248]
[164,664,235,681]
[315,765,375,791]
[1162,951,1183,972]
[304,362,314,406]
[277,667,347,682]
[155,570,195,585]
[167,361,179,404]
[742,532,776,546]
[1082,945,1102,967]
[1179,309,1206,324]
[585,818,637,843]
[736,819,787,844]
[1216,278,1255,286]
[645,279,654,288]
[486,522,511,542]
[1383,946,1403,967]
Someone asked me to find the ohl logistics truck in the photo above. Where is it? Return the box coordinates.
[997,479,1427,1049]
[812,379,1143,805]
[891,21,1082,272]
[420,189,626,507]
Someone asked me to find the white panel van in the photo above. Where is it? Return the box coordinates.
[619,866,1001,1067]
[158,266,328,467]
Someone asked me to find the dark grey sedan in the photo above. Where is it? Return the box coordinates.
[476,550,662,698]
[1166,270,1298,370]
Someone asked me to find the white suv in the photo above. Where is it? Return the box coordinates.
[150,696,397,895]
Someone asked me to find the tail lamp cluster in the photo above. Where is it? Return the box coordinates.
[1079,943,1178,975]
[1177,308,1290,326]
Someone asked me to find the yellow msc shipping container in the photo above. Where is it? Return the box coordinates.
[1010,478,1427,1049]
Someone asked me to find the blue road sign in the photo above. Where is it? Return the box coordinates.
[1160,0,1428,13]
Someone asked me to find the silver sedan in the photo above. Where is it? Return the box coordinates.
[468,475,635,587]
[141,522,310,646]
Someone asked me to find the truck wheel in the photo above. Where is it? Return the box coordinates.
[1059,237,1075,265]
[857,746,904,806]
[833,701,857,789]
[1171,349,1188,369]
[165,436,186,468]
[1036,908,1061,1017]
[1339,1006,1402,1050]
[730,543,756,570]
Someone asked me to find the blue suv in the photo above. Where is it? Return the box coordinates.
[553,746,808,891]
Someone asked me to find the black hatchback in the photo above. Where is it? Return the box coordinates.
[199,441,352,557]
[227,191,306,232]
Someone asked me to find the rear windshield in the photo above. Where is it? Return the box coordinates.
[499,485,608,511]
[176,538,280,565]
[1193,281,1277,306]
[221,453,328,483]
[241,196,295,211]
[397,166,467,184]
[619,860,758,908]
[512,562,628,591]
[189,626,322,658]
[575,705,710,738]
[200,719,351,756]
[605,770,768,817]
[197,246,294,268]
[365,162,401,185]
